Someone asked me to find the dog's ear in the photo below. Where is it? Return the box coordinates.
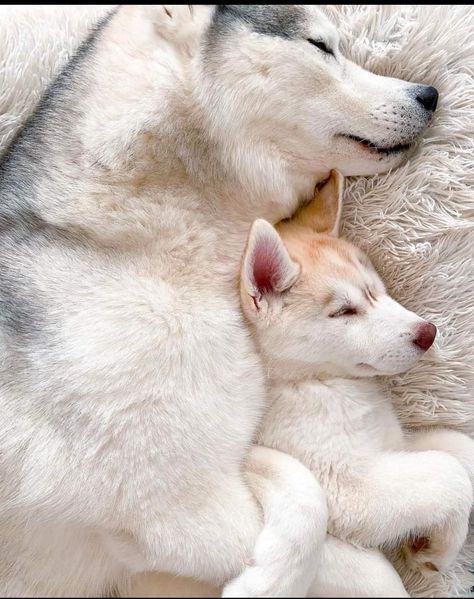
[241,219,300,317]
[293,169,344,237]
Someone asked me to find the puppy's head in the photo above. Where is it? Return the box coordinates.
[240,171,437,379]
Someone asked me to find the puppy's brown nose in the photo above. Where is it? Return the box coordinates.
[413,322,437,351]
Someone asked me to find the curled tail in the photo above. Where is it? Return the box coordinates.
[223,446,328,597]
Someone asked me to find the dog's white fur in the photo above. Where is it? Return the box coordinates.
[239,173,474,596]
[0,6,442,596]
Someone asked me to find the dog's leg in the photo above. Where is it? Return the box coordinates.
[335,451,472,578]
[126,572,220,597]
[309,536,409,598]
[406,427,474,489]
[113,447,326,597]
[222,447,328,597]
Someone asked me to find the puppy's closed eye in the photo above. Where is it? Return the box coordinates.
[329,306,358,318]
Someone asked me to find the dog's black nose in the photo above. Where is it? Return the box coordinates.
[415,86,439,112]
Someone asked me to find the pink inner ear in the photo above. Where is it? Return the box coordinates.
[252,240,281,294]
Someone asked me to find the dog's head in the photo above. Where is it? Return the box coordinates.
[240,171,437,379]
[198,5,437,177]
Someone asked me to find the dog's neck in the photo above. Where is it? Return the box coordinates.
[160,79,329,225]
[80,26,329,228]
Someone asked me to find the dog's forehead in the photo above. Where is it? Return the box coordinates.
[212,5,306,39]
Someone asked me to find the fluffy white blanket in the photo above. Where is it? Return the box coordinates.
[0,5,472,597]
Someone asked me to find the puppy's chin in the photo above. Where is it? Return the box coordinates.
[354,363,380,377]
[368,360,423,378]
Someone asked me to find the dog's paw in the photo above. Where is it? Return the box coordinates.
[150,5,194,27]
[141,5,213,53]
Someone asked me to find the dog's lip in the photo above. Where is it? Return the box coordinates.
[339,133,413,156]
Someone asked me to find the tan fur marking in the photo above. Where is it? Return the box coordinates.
[288,170,342,235]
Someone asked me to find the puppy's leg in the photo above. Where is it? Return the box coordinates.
[222,447,328,598]
[309,536,409,598]
[406,427,474,489]
[336,451,472,578]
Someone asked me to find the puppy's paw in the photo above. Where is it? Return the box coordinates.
[222,548,312,598]
[403,522,468,578]
[221,564,273,598]
[403,536,439,578]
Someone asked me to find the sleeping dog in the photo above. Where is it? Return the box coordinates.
[0,6,438,596]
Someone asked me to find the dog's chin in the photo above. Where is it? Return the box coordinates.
[339,133,414,158]
[333,135,419,176]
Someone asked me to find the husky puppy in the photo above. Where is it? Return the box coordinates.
[239,171,474,596]
[0,5,439,596]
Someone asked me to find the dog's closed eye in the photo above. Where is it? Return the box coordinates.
[307,39,334,57]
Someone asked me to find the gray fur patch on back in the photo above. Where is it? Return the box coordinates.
[0,7,117,169]
[211,5,305,39]
[0,9,117,351]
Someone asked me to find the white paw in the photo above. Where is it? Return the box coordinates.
[403,523,468,578]
[221,545,313,598]
[142,5,212,53]
[161,5,195,26]
[222,565,275,598]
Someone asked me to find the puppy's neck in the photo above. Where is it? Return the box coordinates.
[267,364,385,409]
[264,357,374,387]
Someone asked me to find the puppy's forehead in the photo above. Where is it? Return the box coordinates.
[284,234,379,290]
[213,5,306,39]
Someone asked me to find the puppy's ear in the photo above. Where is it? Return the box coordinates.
[241,219,300,318]
[293,169,344,237]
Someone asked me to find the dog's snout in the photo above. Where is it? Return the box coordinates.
[415,85,439,112]
[412,322,437,351]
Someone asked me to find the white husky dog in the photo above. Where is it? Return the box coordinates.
[0,5,441,597]
[237,171,474,597]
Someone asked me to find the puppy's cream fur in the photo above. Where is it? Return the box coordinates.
[239,172,474,596]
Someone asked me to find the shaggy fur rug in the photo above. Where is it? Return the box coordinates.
[0,5,473,597]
